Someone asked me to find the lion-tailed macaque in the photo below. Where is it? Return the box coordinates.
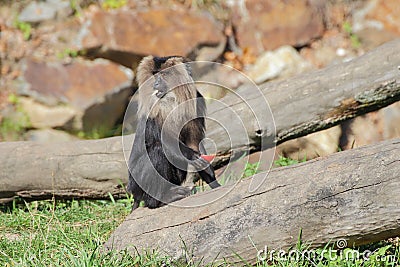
[127,56,220,211]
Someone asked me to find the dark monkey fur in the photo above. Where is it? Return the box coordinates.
[127,56,220,211]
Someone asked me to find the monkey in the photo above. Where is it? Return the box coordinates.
[127,55,220,211]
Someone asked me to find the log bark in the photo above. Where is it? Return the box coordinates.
[0,135,133,203]
[1,39,400,203]
[104,138,400,264]
[207,38,400,166]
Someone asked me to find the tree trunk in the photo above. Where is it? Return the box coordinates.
[207,38,400,166]
[0,135,133,203]
[104,138,400,265]
[1,39,400,203]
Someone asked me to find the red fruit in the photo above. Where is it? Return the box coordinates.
[200,154,215,162]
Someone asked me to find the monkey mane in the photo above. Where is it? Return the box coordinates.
[136,55,199,133]
[136,56,155,86]
[136,56,190,85]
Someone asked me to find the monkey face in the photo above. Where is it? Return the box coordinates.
[152,71,180,107]
[152,64,190,100]
[137,55,197,121]
[153,74,168,98]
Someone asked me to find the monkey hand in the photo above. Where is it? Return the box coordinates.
[190,155,211,171]
[164,186,192,203]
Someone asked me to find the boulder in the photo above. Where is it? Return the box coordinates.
[76,8,225,66]
[24,128,79,142]
[18,58,134,133]
[340,102,400,150]
[352,0,400,50]
[18,0,72,23]
[230,0,325,55]
[277,126,342,160]
[18,97,76,129]
[247,45,312,84]
[353,0,400,35]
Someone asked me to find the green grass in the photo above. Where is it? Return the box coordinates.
[0,94,31,141]
[274,155,307,167]
[102,0,127,9]
[77,124,123,139]
[242,162,260,178]
[0,199,398,266]
[13,20,31,40]
[0,199,135,266]
[56,48,79,59]
[343,21,361,49]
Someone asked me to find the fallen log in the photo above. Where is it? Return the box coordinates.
[104,138,400,265]
[0,135,133,203]
[1,39,400,203]
[207,38,400,164]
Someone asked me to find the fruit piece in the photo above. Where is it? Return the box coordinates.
[200,154,215,162]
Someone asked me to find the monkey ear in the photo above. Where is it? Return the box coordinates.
[136,56,155,85]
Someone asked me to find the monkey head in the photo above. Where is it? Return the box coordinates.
[137,56,193,98]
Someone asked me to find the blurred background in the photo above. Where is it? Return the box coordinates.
[0,0,399,161]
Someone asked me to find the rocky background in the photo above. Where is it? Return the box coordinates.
[0,0,399,161]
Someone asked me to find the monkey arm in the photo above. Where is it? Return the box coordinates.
[198,166,220,189]
[177,142,221,189]
[161,132,221,188]
[162,131,205,167]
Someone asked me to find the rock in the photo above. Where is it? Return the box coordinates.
[18,58,134,133]
[323,1,348,29]
[352,0,400,50]
[277,126,342,160]
[76,8,225,66]
[18,97,76,129]
[194,63,247,99]
[356,28,398,51]
[340,102,400,150]
[230,0,325,55]
[300,42,342,68]
[194,39,227,62]
[18,0,72,24]
[353,0,400,35]
[24,128,79,142]
[247,46,312,84]
[47,0,72,20]
[299,26,363,69]
[18,1,57,23]
[383,103,400,140]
